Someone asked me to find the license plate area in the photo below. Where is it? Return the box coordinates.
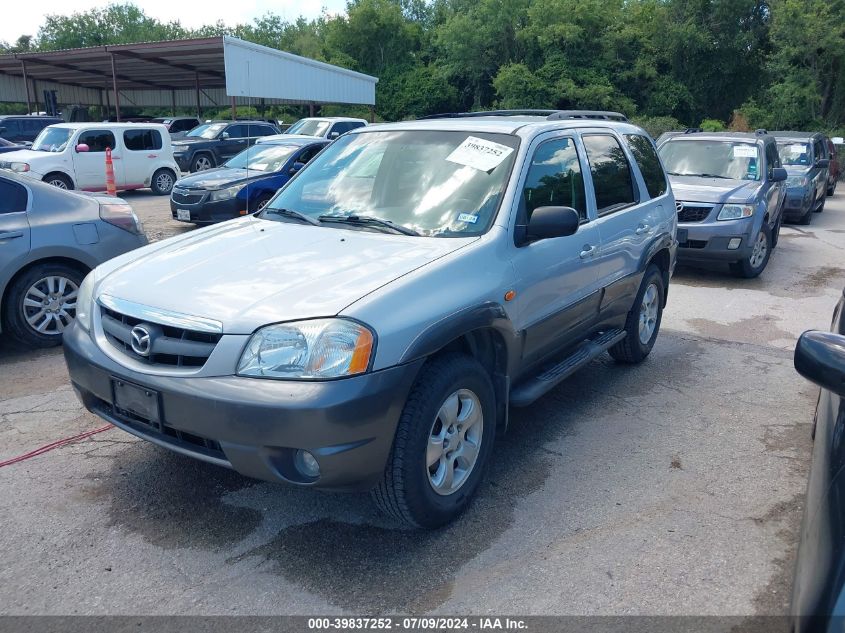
[676,228,688,245]
[176,209,191,221]
[112,378,162,430]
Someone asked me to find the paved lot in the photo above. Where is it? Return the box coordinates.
[2,190,844,616]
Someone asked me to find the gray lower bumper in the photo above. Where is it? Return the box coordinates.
[63,323,423,491]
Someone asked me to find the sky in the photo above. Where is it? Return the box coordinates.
[0,0,349,43]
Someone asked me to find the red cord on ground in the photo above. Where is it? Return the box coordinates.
[0,424,114,468]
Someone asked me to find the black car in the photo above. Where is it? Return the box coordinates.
[170,135,328,224]
[792,288,845,632]
[0,115,63,145]
[171,120,280,173]
[151,116,200,139]
[0,137,23,155]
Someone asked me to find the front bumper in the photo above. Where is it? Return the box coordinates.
[676,217,755,263]
[169,194,247,224]
[173,154,191,172]
[783,187,813,220]
[63,323,423,491]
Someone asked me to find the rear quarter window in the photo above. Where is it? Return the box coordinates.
[0,178,28,214]
[624,134,667,198]
[123,129,163,151]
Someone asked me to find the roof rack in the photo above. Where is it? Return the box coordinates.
[684,127,703,134]
[419,110,628,122]
[754,128,768,135]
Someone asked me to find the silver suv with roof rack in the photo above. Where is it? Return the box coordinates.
[657,129,787,277]
[63,109,677,528]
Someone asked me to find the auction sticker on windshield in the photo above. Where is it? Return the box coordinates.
[447,136,514,172]
[733,145,757,158]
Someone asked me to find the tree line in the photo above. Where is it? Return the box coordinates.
[2,0,845,136]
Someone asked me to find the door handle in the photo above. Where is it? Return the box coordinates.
[580,244,596,259]
[0,231,23,240]
[635,223,651,235]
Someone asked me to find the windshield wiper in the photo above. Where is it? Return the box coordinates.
[684,173,732,179]
[263,207,321,226]
[317,214,419,236]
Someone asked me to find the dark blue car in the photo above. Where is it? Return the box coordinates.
[170,135,328,224]
[0,137,24,155]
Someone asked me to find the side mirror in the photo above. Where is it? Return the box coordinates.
[75,143,90,153]
[288,161,306,175]
[771,167,788,182]
[221,132,230,140]
[816,158,830,169]
[328,131,340,139]
[795,331,845,398]
[515,206,580,246]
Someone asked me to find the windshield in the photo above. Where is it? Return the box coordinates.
[224,144,300,172]
[31,127,73,152]
[262,130,519,237]
[659,140,761,181]
[777,142,811,167]
[287,119,331,137]
[186,123,225,139]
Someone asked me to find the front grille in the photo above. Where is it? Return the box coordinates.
[93,396,226,461]
[101,306,221,368]
[677,204,713,223]
[171,188,205,205]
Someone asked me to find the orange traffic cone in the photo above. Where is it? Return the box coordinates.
[105,147,116,196]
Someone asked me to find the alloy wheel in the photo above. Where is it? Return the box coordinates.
[195,156,212,171]
[22,276,79,335]
[638,283,659,345]
[427,389,484,496]
[156,171,174,192]
[749,230,768,269]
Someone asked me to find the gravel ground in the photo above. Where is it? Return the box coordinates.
[1,190,844,617]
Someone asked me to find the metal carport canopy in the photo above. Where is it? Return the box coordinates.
[0,35,378,114]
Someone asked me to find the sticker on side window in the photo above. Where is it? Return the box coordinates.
[446,136,514,172]
[733,145,757,158]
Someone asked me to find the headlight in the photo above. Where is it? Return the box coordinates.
[9,162,30,173]
[75,271,96,332]
[210,184,244,201]
[717,204,754,221]
[237,318,374,380]
[786,175,808,187]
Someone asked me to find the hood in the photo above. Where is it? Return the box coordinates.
[172,138,214,149]
[96,217,476,333]
[175,168,267,190]
[0,149,52,164]
[669,175,763,204]
[785,165,812,176]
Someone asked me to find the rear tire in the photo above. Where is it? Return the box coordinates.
[827,180,836,196]
[42,173,73,190]
[150,168,176,195]
[609,264,665,364]
[771,214,782,249]
[730,224,771,278]
[2,262,85,348]
[372,353,496,528]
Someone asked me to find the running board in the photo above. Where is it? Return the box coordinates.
[510,329,626,407]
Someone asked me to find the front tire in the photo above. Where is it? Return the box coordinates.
[2,263,85,348]
[815,193,826,213]
[42,173,73,190]
[799,199,814,225]
[372,353,496,528]
[190,154,214,172]
[827,180,836,196]
[609,264,665,364]
[730,224,772,278]
[150,168,176,195]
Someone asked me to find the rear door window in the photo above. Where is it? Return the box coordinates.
[0,178,28,213]
[123,129,163,151]
[77,130,116,152]
[582,134,637,215]
[624,134,667,199]
[226,124,247,139]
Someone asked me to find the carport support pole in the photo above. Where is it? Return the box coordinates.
[20,61,32,115]
[369,105,375,123]
[171,90,176,116]
[195,72,201,120]
[309,102,315,117]
[231,96,237,121]
[110,53,121,122]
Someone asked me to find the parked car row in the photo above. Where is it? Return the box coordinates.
[0,116,368,195]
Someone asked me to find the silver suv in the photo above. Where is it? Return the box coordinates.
[63,110,677,527]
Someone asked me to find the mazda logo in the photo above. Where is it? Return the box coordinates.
[130,325,152,357]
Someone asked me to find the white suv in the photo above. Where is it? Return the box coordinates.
[285,117,368,139]
[0,123,179,195]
